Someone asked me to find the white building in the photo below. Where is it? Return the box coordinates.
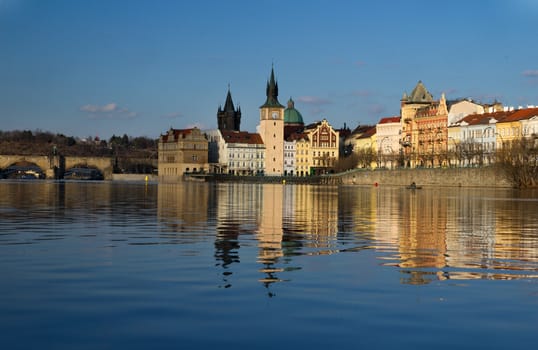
[283,140,296,176]
[206,129,265,175]
[375,116,401,169]
[447,99,485,125]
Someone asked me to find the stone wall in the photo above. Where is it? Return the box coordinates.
[334,167,512,188]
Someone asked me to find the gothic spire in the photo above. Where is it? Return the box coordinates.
[261,66,284,108]
[223,85,235,112]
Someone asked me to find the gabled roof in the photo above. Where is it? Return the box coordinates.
[350,124,375,136]
[378,116,400,124]
[161,128,194,142]
[221,130,263,145]
[287,132,309,142]
[501,107,538,122]
[406,80,434,103]
[357,126,376,139]
[456,111,509,126]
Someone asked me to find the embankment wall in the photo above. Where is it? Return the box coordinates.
[335,167,512,188]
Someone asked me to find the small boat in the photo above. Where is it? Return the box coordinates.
[406,182,422,190]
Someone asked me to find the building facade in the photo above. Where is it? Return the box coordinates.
[303,119,339,175]
[158,127,209,181]
[376,116,401,169]
[400,81,448,168]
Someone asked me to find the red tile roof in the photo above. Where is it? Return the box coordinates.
[378,116,400,124]
[501,107,538,122]
[161,128,194,142]
[221,130,263,145]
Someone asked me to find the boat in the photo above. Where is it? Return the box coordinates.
[406,182,422,190]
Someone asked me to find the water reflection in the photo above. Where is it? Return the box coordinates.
[156,183,538,286]
[2,181,538,289]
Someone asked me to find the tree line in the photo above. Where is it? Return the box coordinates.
[0,130,157,174]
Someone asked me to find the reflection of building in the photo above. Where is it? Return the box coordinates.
[287,185,339,250]
[258,184,284,264]
[398,190,448,273]
[158,127,209,181]
[157,183,209,233]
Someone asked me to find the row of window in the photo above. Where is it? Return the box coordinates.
[229,153,264,159]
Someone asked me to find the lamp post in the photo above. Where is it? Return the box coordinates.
[481,126,494,165]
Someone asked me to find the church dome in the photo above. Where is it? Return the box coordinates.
[284,98,304,125]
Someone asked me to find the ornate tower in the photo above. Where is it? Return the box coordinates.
[258,66,285,176]
[217,86,241,131]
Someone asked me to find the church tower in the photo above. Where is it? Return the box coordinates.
[258,66,285,176]
[217,86,241,131]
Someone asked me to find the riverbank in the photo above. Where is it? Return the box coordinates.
[181,167,513,188]
[334,166,512,188]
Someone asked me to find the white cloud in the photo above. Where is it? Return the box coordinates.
[523,70,538,78]
[80,102,137,119]
[161,112,183,119]
[296,96,332,106]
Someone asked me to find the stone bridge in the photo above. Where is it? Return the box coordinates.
[0,155,114,180]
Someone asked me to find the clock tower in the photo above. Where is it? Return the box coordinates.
[258,66,285,176]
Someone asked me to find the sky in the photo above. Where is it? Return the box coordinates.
[1,0,538,139]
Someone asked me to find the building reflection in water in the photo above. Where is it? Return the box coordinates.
[371,187,538,284]
[157,182,538,289]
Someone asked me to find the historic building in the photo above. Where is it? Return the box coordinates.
[217,87,241,132]
[400,81,448,168]
[376,116,401,169]
[447,99,485,125]
[292,133,310,176]
[257,67,285,176]
[303,119,339,175]
[283,98,305,176]
[158,127,209,181]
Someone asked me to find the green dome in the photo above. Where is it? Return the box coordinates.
[284,98,304,125]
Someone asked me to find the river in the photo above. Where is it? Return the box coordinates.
[1,181,537,349]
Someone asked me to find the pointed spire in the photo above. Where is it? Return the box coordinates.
[261,65,284,108]
[224,85,235,112]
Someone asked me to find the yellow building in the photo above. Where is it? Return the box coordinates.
[303,119,340,175]
[158,127,209,182]
[348,125,377,169]
[400,81,448,168]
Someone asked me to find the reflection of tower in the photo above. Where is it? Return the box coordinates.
[398,190,448,284]
[215,221,240,289]
[257,184,284,291]
[214,183,263,289]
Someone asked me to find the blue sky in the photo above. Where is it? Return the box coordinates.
[1,0,538,139]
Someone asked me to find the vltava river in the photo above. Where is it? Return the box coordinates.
[1,181,538,349]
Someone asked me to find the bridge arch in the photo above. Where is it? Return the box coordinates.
[1,160,46,179]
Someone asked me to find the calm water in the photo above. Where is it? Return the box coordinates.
[1,181,538,349]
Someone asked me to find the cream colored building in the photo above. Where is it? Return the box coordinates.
[257,67,285,176]
[158,127,209,181]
